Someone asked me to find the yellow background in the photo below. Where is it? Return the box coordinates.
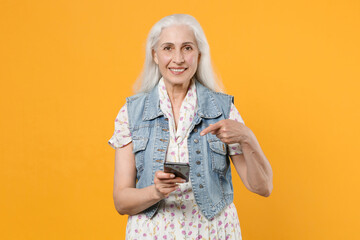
[1,0,359,239]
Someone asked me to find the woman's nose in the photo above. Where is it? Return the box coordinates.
[172,49,185,64]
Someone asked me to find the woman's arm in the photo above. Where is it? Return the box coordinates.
[200,120,273,197]
[230,130,273,197]
[113,143,184,215]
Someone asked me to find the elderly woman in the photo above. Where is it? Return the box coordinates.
[108,14,273,239]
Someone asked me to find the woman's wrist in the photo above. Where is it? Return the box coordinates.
[237,126,252,146]
[150,184,164,201]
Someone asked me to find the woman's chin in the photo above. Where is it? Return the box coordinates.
[162,75,192,87]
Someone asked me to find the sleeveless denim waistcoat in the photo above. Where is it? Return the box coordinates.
[126,80,234,220]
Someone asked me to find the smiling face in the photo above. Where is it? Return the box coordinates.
[153,24,201,87]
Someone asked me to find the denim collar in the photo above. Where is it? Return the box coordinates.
[142,79,222,121]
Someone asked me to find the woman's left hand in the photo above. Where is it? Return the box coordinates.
[200,119,249,144]
[201,119,273,197]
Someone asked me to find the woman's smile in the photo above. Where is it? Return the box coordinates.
[169,67,187,75]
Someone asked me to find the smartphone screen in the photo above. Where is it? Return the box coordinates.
[164,162,190,182]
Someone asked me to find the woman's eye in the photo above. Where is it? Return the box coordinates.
[184,46,192,51]
[164,46,171,50]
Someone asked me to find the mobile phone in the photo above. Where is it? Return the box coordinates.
[164,162,190,182]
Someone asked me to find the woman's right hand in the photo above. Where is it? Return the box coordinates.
[153,170,186,199]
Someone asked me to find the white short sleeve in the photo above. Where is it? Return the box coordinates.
[228,103,245,155]
[108,103,132,149]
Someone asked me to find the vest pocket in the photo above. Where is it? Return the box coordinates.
[132,137,149,173]
[208,139,228,174]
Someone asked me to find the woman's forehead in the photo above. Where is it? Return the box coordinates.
[158,25,196,45]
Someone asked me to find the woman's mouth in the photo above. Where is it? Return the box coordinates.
[169,68,187,75]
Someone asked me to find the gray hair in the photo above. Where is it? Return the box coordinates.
[133,14,223,93]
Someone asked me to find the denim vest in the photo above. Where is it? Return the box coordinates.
[126,80,234,220]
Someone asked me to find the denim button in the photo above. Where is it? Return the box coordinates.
[196,161,201,165]
[196,150,201,154]
[194,139,199,143]
[193,128,198,133]
[199,184,204,188]
[196,173,201,177]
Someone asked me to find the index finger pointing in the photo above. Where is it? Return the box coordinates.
[200,122,221,136]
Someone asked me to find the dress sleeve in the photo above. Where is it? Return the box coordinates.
[108,103,132,149]
[228,103,245,155]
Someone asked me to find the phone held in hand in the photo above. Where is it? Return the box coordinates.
[164,162,190,182]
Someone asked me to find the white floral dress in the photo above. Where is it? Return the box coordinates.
[109,77,245,240]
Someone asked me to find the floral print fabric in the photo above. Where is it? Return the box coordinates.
[108,77,245,239]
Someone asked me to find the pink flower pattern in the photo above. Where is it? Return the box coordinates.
[108,77,243,239]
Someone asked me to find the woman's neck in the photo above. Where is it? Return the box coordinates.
[163,81,191,108]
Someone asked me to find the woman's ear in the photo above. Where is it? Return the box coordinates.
[198,52,201,62]
[152,49,158,64]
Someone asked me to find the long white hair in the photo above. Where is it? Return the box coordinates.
[133,14,223,93]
